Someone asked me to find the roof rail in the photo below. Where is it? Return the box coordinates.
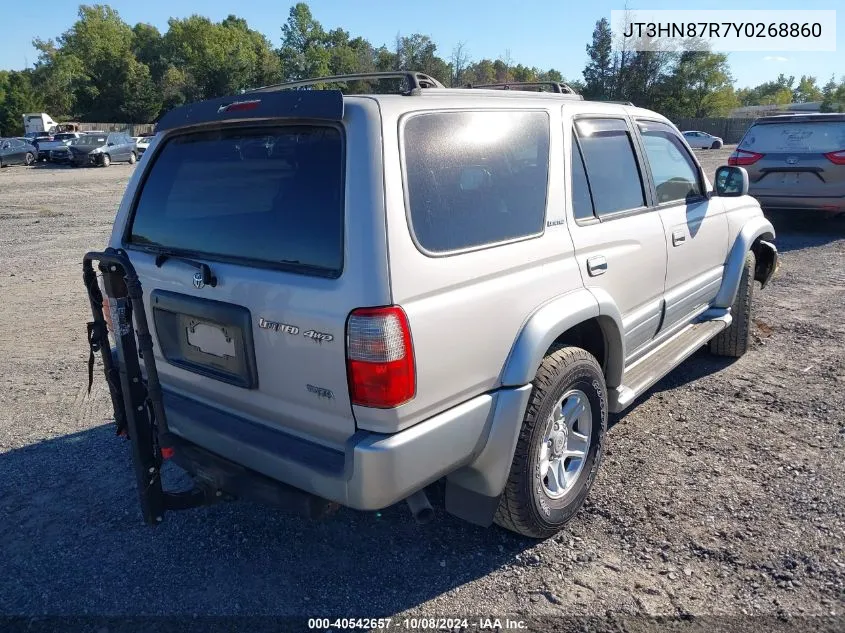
[247,71,445,95]
[600,100,635,106]
[466,81,583,98]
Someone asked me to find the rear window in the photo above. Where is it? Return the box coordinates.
[402,110,549,253]
[128,126,344,277]
[740,121,845,153]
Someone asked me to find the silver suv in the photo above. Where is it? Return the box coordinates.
[83,72,778,539]
[730,113,845,212]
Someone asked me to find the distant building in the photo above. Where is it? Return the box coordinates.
[729,101,823,118]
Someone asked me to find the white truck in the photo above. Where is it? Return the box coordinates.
[22,113,57,136]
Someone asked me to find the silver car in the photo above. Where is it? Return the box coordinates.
[83,72,777,539]
[730,113,845,212]
[682,130,724,149]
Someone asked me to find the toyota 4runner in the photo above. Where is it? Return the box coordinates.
[83,72,778,539]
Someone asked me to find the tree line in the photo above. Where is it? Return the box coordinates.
[1,4,844,136]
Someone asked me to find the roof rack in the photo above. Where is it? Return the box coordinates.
[467,81,583,98]
[248,71,445,95]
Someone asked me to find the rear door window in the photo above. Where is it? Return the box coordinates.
[402,110,549,253]
[740,121,845,153]
[127,125,344,277]
[574,118,646,216]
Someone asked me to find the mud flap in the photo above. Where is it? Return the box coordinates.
[83,247,210,525]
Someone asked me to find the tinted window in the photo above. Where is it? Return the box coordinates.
[403,111,549,253]
[638,121,703,203]
[575,119,645,216]
[570,141,595,221]
[129,126,344,277]
[740,120,845,153]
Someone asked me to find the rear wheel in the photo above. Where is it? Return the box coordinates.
[101,153,111,168]
[494,345,607,539]
[710,251,755,358]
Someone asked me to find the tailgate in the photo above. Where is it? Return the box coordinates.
[119,109,388,449]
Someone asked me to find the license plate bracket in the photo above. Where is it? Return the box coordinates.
[151,290,258,389]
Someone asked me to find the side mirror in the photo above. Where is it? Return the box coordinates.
[714,165,749,197]
[1,142,9,150]
[107,142,115,146]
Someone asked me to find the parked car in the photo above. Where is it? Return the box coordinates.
[68,132,138,167]
[38,132,84,161]
[682,130,724,149]
[26,131,54,159]
[132,134,153,155]
[729,113,845,212]
[85,72,778,538]
[0,137,37,167]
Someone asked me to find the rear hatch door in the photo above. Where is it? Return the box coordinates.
[741,118,845,198]
[120,102,384,450]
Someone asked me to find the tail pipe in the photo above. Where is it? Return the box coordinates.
[405,489,434,524]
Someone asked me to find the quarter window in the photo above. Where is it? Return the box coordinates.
[638,121,703,204]
[574,118,646,216]
[403,110,550,253]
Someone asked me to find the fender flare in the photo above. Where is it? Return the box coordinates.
[713,216,776,308]
[445,289,625,518]
[500,287,625,390]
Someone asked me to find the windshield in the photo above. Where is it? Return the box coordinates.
[127,125,344,277]
[71,136,107,146]
[54,133,76,141]
[740,120,845,153]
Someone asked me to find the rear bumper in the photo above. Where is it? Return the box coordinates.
[752,192,845,212]
[163,386,515,511]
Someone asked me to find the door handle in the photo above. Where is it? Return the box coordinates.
[672,230,686,246]
[586,255,607,276]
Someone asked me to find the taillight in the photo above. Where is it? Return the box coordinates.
[823,150,845,165]
[727,149,764,166]
[346,306,415,408]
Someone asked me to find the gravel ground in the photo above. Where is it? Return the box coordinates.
[0,150,843,631]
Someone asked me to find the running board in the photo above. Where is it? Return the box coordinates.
[609,315,731,413]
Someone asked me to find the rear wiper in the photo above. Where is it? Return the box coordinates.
[155,253,217,287]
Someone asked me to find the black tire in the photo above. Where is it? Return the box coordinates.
[710,250,755,358]
[711,141,722,149]
[25,152,35,166]
[101,153,110,167]
[494,345,607,539]
[128,151,136,165]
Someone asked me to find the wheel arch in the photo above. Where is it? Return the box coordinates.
[500,288,625,390]
[713,216,776,308]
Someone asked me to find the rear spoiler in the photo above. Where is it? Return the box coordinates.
[155,90,344,133]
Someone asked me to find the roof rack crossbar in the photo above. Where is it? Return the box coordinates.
[248,71,445,95]
[466,81,580,96]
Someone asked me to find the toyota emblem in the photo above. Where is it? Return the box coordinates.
[193,272,205,289]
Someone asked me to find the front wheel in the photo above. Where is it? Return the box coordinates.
[710,250,755,358]
[101,154,111,167]
[711,141,722,149]
[128,151,136,165]
[494,345,607,539]
[25,152,35,166]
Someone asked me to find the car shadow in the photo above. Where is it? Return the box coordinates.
[765,209,845,253]
[0,424,536,616]
[608,348,734,431]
